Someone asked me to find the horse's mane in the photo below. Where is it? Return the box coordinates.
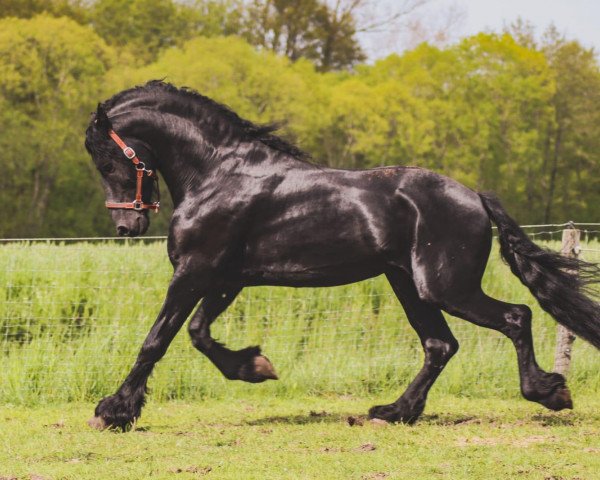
[102,80,310,160]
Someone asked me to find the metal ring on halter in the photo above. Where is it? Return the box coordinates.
[135,161,153,175]
[133,201,144,211]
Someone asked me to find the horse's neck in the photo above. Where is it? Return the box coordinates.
[148,124,203,207]
[135,112,311,207]
[148,128,248,207]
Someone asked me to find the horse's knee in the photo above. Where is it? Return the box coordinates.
[502,304,532,339]
[424,337,458,368]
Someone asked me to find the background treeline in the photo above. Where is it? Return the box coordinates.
[1,0,599,237]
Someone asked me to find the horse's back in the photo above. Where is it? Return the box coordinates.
[239,164,491,293]
[240,166,413,286]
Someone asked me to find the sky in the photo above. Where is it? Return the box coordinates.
[450,0,600,49]
[361,0,600,59]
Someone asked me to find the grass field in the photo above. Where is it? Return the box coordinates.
[1,236,599,479]
[1,396,599,479]
[1,238,599,404]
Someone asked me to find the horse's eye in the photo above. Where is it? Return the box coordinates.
[101,163,115,174]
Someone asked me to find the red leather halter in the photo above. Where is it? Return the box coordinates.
[105,130,160,212]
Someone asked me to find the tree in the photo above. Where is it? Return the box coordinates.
[0,15,114,237]
[540,29,600,222]
[506,21,600,222]
[312,0,366,71]
[240,0,365,71]
[180,0,243,38]
[1,10,598,238]
[318,78,388,167]
[0,0,88,22]
[91,0,196,63]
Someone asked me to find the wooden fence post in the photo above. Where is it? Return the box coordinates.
[553,222,580,376]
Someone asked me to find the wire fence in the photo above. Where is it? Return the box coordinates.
[0,224,599,404]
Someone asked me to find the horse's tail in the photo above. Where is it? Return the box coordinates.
[478,192,600,350]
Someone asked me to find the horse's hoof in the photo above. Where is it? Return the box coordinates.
[87,416,107,430]
[369,404,399,422]
[238,354,278,383]
[253,355,278,380]
[538,385,573,411]
[368,403,420,424]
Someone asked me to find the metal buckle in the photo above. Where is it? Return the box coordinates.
[132,201,144,211]
[123,146,136,159]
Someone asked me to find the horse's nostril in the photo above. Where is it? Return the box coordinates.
[117,225,129,237]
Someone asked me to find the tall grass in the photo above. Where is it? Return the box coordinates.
[0,238,599,405]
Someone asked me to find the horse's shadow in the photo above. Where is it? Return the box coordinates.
[244,412,481,426]
[531,413,576,426]
[245,411,351,426]
[130,411,577,431]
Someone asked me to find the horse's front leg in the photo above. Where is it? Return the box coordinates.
[88,269,207,430]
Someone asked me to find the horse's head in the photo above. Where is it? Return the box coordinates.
[85,104,159,237]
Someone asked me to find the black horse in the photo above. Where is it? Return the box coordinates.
[85,81,600,430]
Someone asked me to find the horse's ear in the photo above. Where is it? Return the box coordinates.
[94,104,112,132]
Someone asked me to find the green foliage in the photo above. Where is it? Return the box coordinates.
[240,0,365,71]
[0,0,88,22]
[91,0,198,63]
[183,0,244,38]
[0,11,599,237]
[541,32,600,222]
[0,15,114,237]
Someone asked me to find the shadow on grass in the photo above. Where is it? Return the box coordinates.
[245,411,487,426]
[246,411,352,425]
[132,411,579,432]
[531,413,575,426]
[418,414,485,426]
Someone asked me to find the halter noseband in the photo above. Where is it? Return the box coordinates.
[105,130,160,212]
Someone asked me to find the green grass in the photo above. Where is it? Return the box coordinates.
[1,238,599,479]
[0,239,599,404]
[1,396,599,479]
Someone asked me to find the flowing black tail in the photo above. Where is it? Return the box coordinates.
[479,192,600,350]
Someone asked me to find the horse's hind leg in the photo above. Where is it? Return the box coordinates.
[188,287,278,383]
[369,270,459,424]
[443,291,572,411]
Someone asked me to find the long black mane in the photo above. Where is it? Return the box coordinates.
[102,80,309,160]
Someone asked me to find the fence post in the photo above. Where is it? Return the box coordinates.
[553,222,580,376]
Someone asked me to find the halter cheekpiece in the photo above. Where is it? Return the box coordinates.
[105,129,160,212]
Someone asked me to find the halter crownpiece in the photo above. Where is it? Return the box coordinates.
[105,129,160,212]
